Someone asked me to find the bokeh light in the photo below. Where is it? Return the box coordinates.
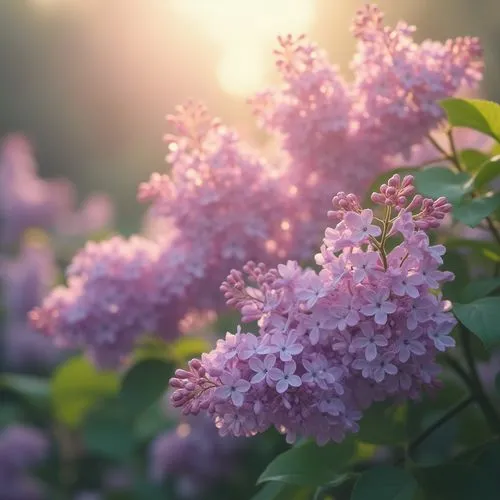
[171,0,316,96]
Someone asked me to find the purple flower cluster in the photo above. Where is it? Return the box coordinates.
[29,236,173,368]
[0,425,49,500]
[0,134,114,246]
[139,101,292,264]
[250,5,482,247]
[351,5,482,158]
[0,241,60,371]
[149,417,244,499]
[30,5,479,369]
[170,175,457,445]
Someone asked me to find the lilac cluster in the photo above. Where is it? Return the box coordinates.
[139,101,291,264]
[250,5,482,246]
[0,135,73,246]
[150,417,244,499]
[30,5,479,369]
[0,240,60,371]
[29,236,177,368]
[170,175,456,445]
[0,425,49,500]
[0,134,114,247]
[351,5,483,158]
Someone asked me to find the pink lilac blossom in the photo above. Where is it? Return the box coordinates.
[249,5,482,248]
[138,101,291,265]
[350,5,483,159]
[170,175,456,445]
[29,236,188,368]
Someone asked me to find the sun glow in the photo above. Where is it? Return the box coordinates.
[171,0,316,96]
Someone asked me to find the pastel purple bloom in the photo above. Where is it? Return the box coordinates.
[215,371,251,407]
[172,175,457,445]
[427,322,456,352]
[361,288,397,325]
[349,251,380,283]
[343,209,381,242]
[249,354,276,384]
[269,361,302,394]
[351,322,388,362]
[395,329,426,363]
[266,332,304,362]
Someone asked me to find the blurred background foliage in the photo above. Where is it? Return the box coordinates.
[1,0,499,234]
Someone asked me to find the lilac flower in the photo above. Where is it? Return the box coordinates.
[372,353,398,383]
[275,260,302,287]
[395,329,426,363]
[343,209,381,242]
[214,371,251,407]
[302,355,341,391]
[238,334,269,360]
[407,297,434,330]
[390,269,423,298]
[266,332,304,362]
[216,332,241,361]
[318,396,345,416]
[427,322,456,352]
[249,354,276,384]
[297,309,333,345]
[295,272,328,309]
[361,288,397,325]
[329,293,361,331]
[269,361,302,394]
[351,322,388,361]
[349,251,380,283]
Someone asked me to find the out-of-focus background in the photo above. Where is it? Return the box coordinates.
[1,0,499,233]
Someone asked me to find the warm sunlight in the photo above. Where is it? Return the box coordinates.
[170,0,316,96]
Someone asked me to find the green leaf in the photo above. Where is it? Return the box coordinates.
[441,98,500,143]
[214,310,242,338]
[0,403,23,427]
[357,402,407,445]
[351,466,418,500]
[413,167,471,203]
[460,149,490,173]
[495,373,500,396]
[134,336,171,361]
[0,374,50,407]
[257,438,355,487]
[119,359,173,417]
[408,409,458,466]
[416,463,498,500]
[442,250,469,302]
[469,156,500,189]
[133,403,174,444]
[461,277,500,303]
[474,441,500,491]
[446,238,500,262]
[251,483,312,500]
[83,398,134,461]
[51,356,119,428]
[453,193,500,227]
[454,297,500,348]
[169,336,212,363]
